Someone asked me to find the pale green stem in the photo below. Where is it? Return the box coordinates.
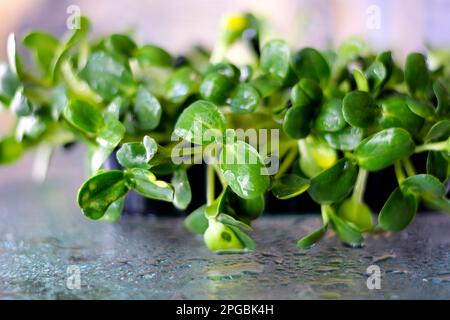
[213,164,227,188]
[207,165,215,206]
[274,146,298,179]
[394,161,406,184]
[352,168,368,203]
[403,158,416,177]
[321,205,332,226]
[61,61,103,106]
[297,139,308,157]
[415,141,448,153]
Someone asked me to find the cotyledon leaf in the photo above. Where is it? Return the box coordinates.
[125,168,173,202]
[219,141,270,199]
[354,128,415,171]
[174,100,226,145]
[77,170,129,220]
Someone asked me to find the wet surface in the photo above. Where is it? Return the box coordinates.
[0,149,449,300]
[0,180,449,299]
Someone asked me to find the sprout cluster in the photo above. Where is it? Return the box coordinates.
[1,13,449,252]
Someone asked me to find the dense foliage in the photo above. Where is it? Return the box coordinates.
[1,13,449,251]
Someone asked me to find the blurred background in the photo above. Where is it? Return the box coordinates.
[1,0,449,58]
[0,0,449,196]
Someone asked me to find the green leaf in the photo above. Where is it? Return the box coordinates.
[143,135,158,160]
[297,226,327,249]
[228,225,255,250]
[234,194,265,221]
[308,158,357,204]
[352,68,369,92]
[117,136,153,166]
[405,97,436,120]
[354,128,415,171]
[378,187,418,232]
[174,100,226,145]
[342,91,378,128]
[424,120,450,143]
[298,135,337,178]
[64,100,104,134]
[10,86,32,116]
[106,96,128,120]
[250,74,283,97]
[315,98,346,133]
[323,126,364,151]
[379,96,424,135]
[283,104,313,139]
[365,60,387,93]
[116,142,151,169]
[400,174,446,200]
[77,170,129,220]
[50,16,90,82]
[199,71,235,105]
[171,169,192,210]
[298,149,326,178]
[272,174,310,199]
[291,78,322,107]
[22,31,59,75]
[291,48,330,84]
[60,60,102,105]
[405,53,429,96]
[133,86,162,131]
[0,64,20,104]
[375,51,394,85]
[427,151,448,182]
[218,213,252,231]
[230,83,260,113]
[88,146,113,175]
[125,168,173,202]
[423,197,450,214]
[0,135,23,164]
[185,205,208,235]
[206,63,240,82]
[164,67,199,104]
[51,85,69,119]
[336,37,367,63]
[104,34,137,58]
[101,198,125,222]
[205,187,230,218]
[329,212,364,247]
[338,198,373,231]
[434,79,450,117]
[220,141,270,199]
[136,44,172,67]
[90,118,125,172]
[260,39,291,80]
[79,51,135,101]
[97,118,125,149]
